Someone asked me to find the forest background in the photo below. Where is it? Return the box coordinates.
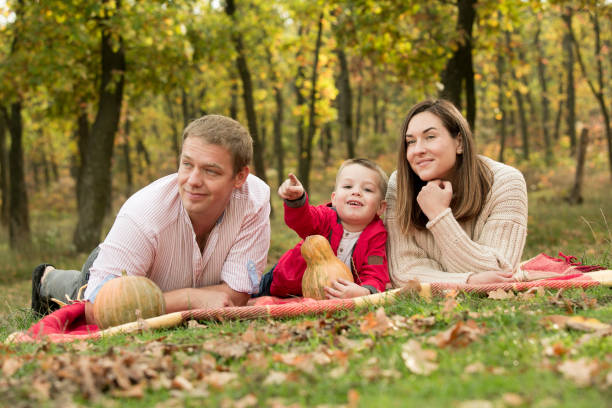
[0,0,611,296]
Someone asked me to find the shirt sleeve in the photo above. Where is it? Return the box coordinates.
[354,228,389,292]
[220,195,271,294]
[425,167,527,276]
[284,193,335,239]
[385,174,465,285]
[83,214,156,301]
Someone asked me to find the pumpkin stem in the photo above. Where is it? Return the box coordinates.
[121,270,128,277]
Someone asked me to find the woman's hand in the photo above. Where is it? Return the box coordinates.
[466,271,514,284]
[324,279,370,299]
[416,179,453,220]
[278,173,305,201]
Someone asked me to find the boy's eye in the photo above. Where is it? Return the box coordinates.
[365,188,373,193]
[342,185,352,189]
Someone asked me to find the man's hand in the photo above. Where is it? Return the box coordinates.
[278,173,304,201]
[324,278,370,299]
[416,179,452,220]
[164,283,250,312]
[466,271,514,285]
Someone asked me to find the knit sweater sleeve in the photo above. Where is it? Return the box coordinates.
[426,160,527,277]
[385,172,470,285]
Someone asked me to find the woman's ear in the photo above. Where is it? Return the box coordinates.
[456,134,463,154]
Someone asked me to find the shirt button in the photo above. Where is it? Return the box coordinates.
[339,248,343,252]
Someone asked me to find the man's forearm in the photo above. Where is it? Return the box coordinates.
[164,283,250,312]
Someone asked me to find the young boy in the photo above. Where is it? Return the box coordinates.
[259,158,390,299]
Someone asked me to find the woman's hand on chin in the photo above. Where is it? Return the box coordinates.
[466,271,514,285]
[417,179,452,220]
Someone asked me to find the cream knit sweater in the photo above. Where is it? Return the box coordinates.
[385,156,528,285]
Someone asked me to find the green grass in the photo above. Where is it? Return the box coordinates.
[0,159,611,407]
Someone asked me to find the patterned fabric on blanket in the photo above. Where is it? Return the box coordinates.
[6,253,607,344]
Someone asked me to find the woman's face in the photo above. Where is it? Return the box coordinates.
[405,111,462,181]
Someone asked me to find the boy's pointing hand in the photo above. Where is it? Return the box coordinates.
[278,173,305,201]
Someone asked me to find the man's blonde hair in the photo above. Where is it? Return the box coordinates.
[336,158,388,199]
[182,114,253,174]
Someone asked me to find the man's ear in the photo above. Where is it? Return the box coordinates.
[233,166,250,188]
[377,200,387,217]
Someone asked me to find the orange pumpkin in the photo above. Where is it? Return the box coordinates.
[93,271,166,329]
[301,235,354,299]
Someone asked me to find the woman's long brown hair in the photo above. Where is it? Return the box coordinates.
[395,99,493,234]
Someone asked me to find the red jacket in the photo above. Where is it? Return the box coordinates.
[269,194,389,297]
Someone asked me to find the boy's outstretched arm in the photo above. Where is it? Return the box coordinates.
[278,173,304,201]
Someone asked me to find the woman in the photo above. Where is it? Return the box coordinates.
[385,99,528,285]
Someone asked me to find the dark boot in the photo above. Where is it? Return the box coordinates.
[31,263,59,317]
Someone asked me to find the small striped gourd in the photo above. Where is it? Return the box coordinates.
[93,270,166,329]
[301,234,354,300]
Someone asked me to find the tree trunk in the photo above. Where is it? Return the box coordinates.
[535,22,552,165]
[553,72,564,141]
[266,49,285,188]
[230,79,238,120]
[496,53,507,163]
[562,7,577,153]
[0,114,9,224]
[321,122,332,166]
[568,128,589,205]
[505,31,529,160]
[439,0,476,130]
[73,3,125,253]
[225,0,266,182]
[122,115,133,197]
[297,13,324,193]
[335,48,354,158]
[354,80,363,143]
[1,102,31,250]
[568,9,612,181]
[164,94,181,163]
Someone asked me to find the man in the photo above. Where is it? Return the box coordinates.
[32,114,270,324]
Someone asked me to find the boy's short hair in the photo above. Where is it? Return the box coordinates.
[336,158,389,199]
[182,114,253,174]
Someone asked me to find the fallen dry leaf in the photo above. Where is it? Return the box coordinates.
[487,288,515,300]
[464,361,485,374]
[557,358,601,387]
[456,400,493,408]
[347,388,360,408]
[203,371,238,389]
[263,371,288,385]
[577,327,612,346]
[441,297,458,317]
[359,307,395,335]
[501,393,524,406]
[427,320,485,348]
[401,339,438,375]
[1,358,22,377]
[565,316,610,332]
[539,315,570,330]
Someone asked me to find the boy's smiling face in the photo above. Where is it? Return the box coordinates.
[331,164,387,232]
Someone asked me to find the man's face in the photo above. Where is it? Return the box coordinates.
[178,137,248,223]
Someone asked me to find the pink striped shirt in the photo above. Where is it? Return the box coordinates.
[83,173,270,300]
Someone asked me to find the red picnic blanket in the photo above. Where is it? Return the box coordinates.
[6,252,608,344]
